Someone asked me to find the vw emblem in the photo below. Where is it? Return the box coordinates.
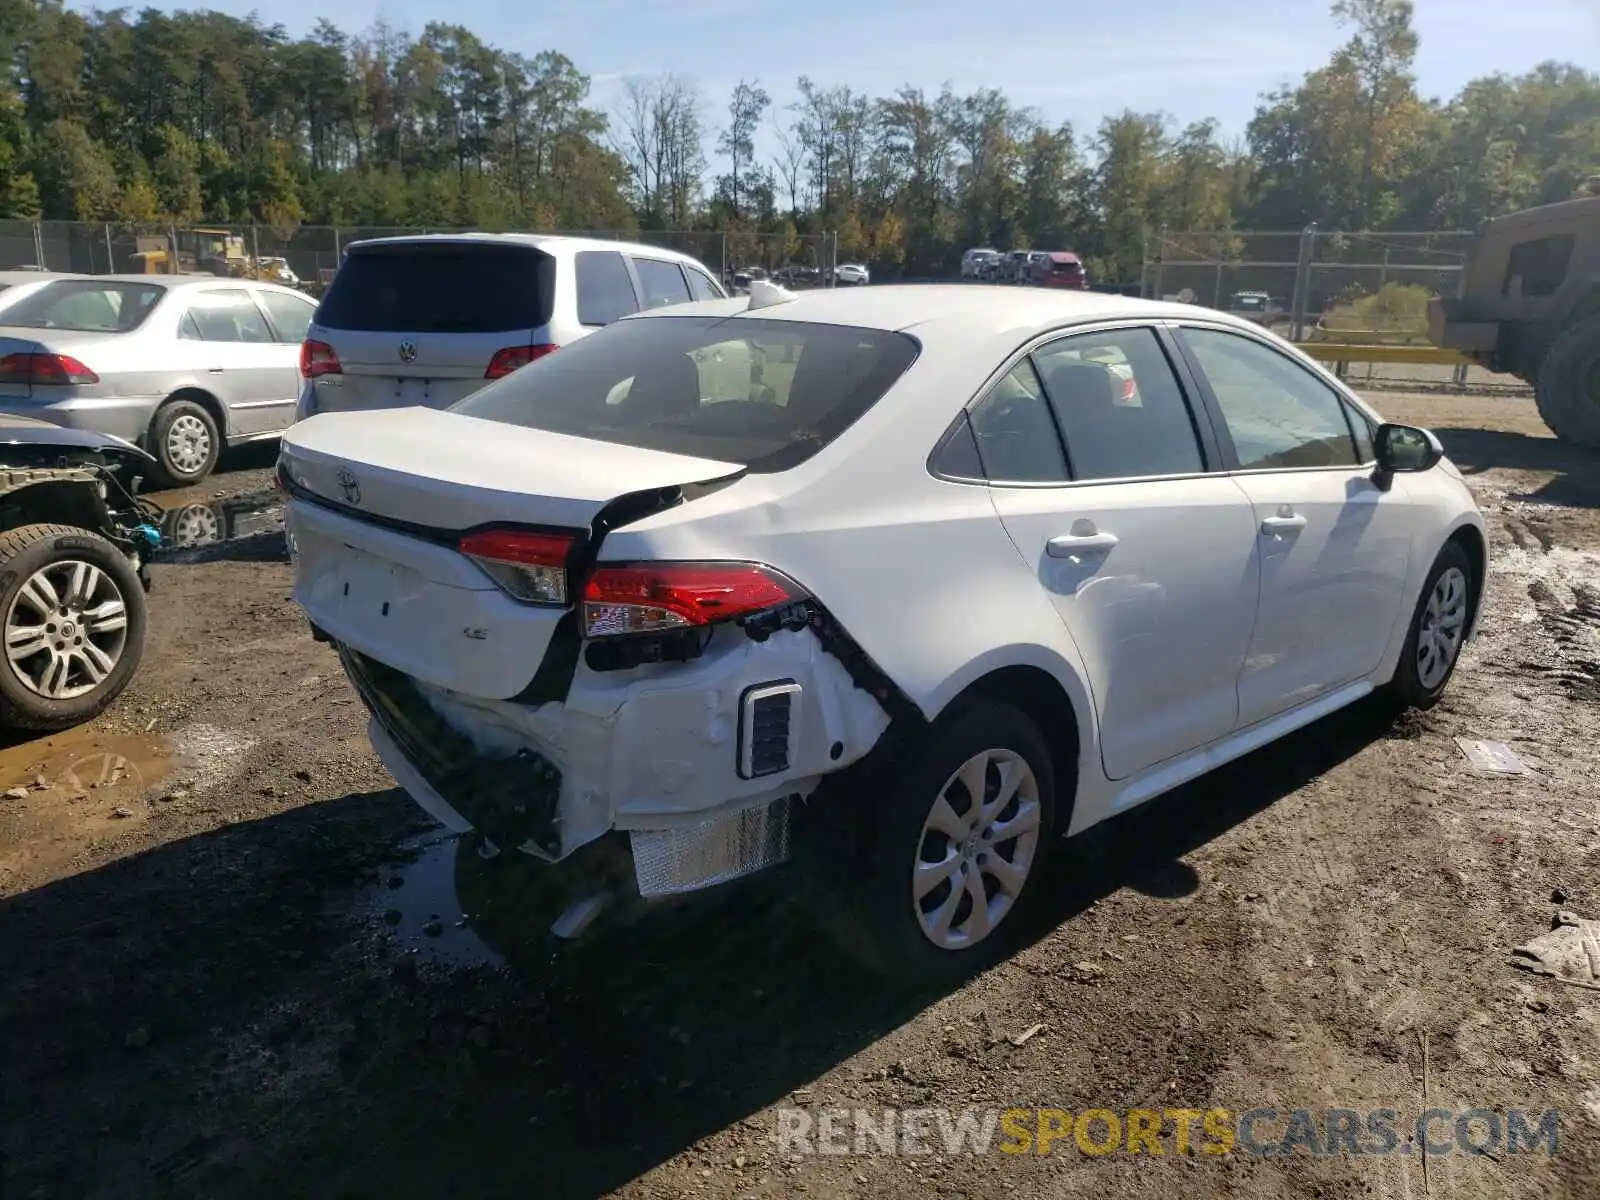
[335,468,361,506]
[397,339,418,363]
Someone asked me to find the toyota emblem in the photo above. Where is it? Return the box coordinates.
[397,339,418,363]
[335,468,361,506]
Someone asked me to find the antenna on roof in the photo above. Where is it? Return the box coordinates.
[746,279,797,310]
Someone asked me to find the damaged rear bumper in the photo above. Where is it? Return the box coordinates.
[338,626,889,902]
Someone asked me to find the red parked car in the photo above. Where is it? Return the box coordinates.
[1030,251,1089,289]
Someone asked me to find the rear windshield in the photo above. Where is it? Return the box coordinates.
[316,243,555,333]
[452,314,920,473]
[0,280,165,332]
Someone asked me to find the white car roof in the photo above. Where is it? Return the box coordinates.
[342,231,712,268]
[626,284,1238,342]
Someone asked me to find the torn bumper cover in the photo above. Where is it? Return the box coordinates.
[338,629,889,899]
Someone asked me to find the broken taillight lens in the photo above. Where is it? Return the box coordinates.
[458,528,576,605]
[486,343,557,379]
[0,352,98,385]
[582,562,808,638]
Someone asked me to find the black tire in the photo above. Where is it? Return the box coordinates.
[823,701,1059,986]
[0,523,147,730]
[148,398,221,488]
[1534,313,1600,449]
[1386,540,1475,710]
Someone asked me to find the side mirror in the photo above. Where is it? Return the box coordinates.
[1373,422,1443,489]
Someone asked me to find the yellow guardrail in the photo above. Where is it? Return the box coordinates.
[1295,342,1470,367]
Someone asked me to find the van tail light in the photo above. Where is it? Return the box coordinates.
[582,562,808,638]
[459,529,576,605]
[0,352,98,385]
[300,339,342,379]
[486,343,557,379]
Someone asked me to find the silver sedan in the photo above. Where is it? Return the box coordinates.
[0,274,318,485]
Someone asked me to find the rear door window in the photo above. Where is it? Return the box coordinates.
[685,267,723,301]
[181,290,275,344]
[1033,327,1205,480]
[575,251,639,327]
[258,289,316,343]
[633,258,692,309]
[316,243,554,333]
[452,315,920,473]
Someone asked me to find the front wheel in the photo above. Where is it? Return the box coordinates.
[1387,540,1474,709]
[0,523,147,730]
[825,701,1059,985]
[1535,313,1600,449]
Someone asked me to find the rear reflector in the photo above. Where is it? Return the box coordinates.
[486,343,557,379]
[583,562,807,639]
[300,339,342,378]
[0,352,98,385]
[459,528,576,605]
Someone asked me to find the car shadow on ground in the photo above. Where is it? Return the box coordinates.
[1429,424,1600,508]
[0,697,1403,1198]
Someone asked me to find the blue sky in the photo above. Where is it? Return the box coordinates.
[103,0,1598,162]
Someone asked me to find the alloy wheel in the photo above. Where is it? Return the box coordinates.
[166,413,213,476]
[5,559,130,700]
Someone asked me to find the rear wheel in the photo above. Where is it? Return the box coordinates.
[825,701,1058,985]
[148,398,221,488]
[0,523,146,730]
[1534,313,1600,448]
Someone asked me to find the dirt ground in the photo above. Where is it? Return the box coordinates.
[2,394,1599,1200]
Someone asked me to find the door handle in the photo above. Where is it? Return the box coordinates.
[1260,513,1308,534]
[1046,531,1119,558]
[207,367,224,374]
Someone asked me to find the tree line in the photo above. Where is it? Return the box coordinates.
[0,0,1595,281]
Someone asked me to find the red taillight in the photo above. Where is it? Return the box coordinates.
[459,528,576,605]
[582,562,807,639]
[0,352,98,385]
[486,343,557,379]
[300,339,341,379]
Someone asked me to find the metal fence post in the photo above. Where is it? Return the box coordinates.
[1290,222,1317,342]
[168,224,178,274]
[1150,225,1167,301]
[31,221,44,270]
[719,231,727,284]
[250,224,260,265]
[1212,260,1224,310]
[103,223,114,274]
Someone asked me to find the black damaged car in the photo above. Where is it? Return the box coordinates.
[0,415,162,729]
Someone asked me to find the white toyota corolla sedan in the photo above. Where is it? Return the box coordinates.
[279,282,1487,982]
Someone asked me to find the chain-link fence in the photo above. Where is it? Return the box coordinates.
[0,220,838,295]
[1143,226,1473,342]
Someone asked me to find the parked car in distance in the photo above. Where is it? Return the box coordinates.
[280,283,1486,985]
[960,249,999,279]
[256,257,301,288]
[1030,251,1089,289]
[0,275,318,486]
[0,414,162,729]
[834,263,870,286]
[997,250,1032,283]
[295,234,728,424]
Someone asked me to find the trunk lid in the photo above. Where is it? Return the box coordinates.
[0,329,114,401]
[281,407,746,700]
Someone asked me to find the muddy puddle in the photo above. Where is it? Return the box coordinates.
[359,830,503,969]
[154,488,283,552]
[0,723,176,798]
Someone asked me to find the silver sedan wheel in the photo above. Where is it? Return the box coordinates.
[5,560,129,700]
[1417,566,1468,690]
[912,748,1042,951]
[166,413,213,475]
